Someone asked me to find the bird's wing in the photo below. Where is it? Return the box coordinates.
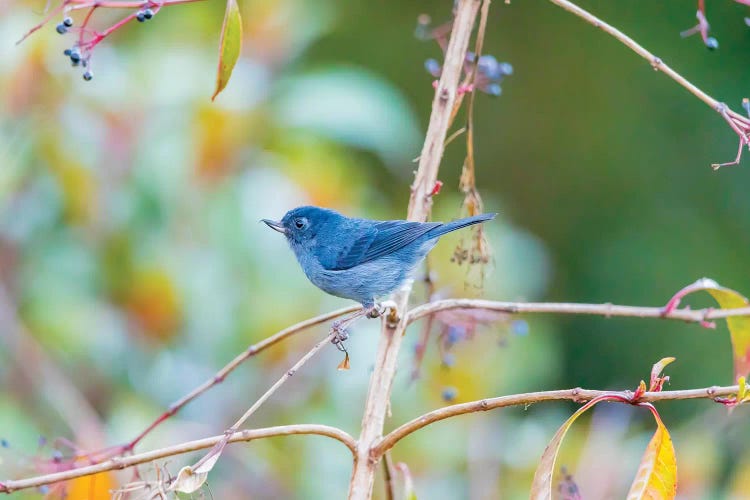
[326,220,440,270]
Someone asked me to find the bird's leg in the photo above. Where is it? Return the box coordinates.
[330,302,398,350]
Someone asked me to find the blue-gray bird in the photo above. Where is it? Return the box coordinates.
[262,206,495,317]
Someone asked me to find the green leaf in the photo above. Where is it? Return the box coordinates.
[212,0,242,101]
[626,404,677,500]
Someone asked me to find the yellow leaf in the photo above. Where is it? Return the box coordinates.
[673,278,750,381]
[705,285,750,382]
[626,404,677,500]
[212,0,242,101]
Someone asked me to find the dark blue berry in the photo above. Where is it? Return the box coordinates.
[478,55,501,80]
[485,83,502,96]
[63,17,73,27]
[38,486,49,495]
[136,11,146,22]
[442,353,456,368]
[441,386,457,402]
[56,23,67,34]
[498,62,514,76]
[51,450,63,462]
[0,439,8,448]
[511,319,529,336]
[706,37,719,50]
[83,71,93,81]
[63,48,72,56]
[70,51,81,65]
[143,8,154,19]
[446,326,464,345]
[424,58,441,78]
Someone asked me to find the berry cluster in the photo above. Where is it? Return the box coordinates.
[136,8,155,22]
[425,52,513,96]
[62,46,93,81]
[50,5,158,82]
[416,14,513,97]
[55,16,73,34]
[56,16,95,81]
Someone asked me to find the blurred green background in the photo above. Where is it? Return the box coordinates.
[1,0,750,498]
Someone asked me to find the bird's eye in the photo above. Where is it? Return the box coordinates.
[294,218,307,230]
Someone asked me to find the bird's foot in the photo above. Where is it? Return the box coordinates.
[366,303,385,319]
[366,300,397,319]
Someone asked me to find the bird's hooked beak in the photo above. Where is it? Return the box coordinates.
[261,219,287,234]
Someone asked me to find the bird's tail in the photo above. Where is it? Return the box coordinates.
[428,213,497,238]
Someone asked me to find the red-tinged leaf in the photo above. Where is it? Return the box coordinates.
[626,404,677,500]
[211,0,242,101]
[632,380,647,401]
[530,394,628,499]
[666,278,750,382]
[649,357,675,392]
[396,462,417,500]
[715,376,750,408]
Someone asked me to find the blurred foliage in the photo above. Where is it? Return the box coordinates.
[0,0,750,498]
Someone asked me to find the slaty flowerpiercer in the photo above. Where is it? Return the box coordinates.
[262,206,495,343]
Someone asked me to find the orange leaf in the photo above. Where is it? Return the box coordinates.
[337,352,350,371]
[626,404,677,500]
[66,471,117,500]
[211,0,242,101]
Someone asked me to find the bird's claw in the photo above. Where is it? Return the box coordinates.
[366,303,386,319]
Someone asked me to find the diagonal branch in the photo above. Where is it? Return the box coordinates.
[121,305,359,453]
[406,298,750,325]
[187,329,340,478]
[546,0,750,168]
[372,384,740,456]
[0,424,356,494]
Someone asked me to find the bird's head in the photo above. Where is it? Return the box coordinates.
[262,206,342,247]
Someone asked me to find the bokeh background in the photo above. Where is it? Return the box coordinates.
[1,0,750,498]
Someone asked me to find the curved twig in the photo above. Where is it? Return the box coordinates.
[406,298,750,325]
[546,0,750,167]
[0,424,356,494]
[373,385,739,456]
[124,305,360,452]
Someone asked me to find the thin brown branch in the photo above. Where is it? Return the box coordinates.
[0,425,355,494]
[348,1,483,498]
[191,330,340,472]
[123,305,359,452]
[547,0,750,167]
[373,385,740,456]
[407,298,750,325]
